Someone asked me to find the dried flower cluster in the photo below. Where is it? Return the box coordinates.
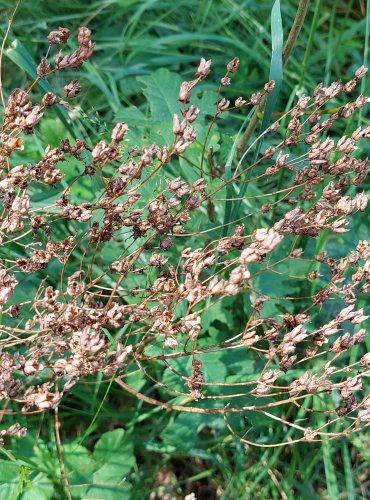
[0,27,369,447]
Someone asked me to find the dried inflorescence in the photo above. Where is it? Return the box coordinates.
[0,26,369,447]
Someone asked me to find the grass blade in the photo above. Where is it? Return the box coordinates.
[261,0,283,139]
[341,440,355,500]
[230,0,283,225]
[322,439,340,499]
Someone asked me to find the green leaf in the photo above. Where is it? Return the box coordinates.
[199,350,227,383]
[93,429,135,479]
[39,119,69,149]
[0,460,21,500]
[5,39,41,84]
[85,481,131,500]
[322,439,339,499]
[19,472,54,500]
[137,68,182,121]
[82,61,121,112]
[161,413,203,452]
[229,0,283,225]
[201,299,230,331]
[341,439,355,500]
[116,104,146,122]
[62,443,95,489]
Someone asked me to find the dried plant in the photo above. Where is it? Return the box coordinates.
[0,24,369,449]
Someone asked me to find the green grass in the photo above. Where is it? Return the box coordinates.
[0,0,369,498]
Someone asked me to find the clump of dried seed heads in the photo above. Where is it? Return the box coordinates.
[0,27,369,447]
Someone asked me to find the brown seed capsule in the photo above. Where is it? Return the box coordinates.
[63,80,81,98]
[355,65,368,79]
[47,27,70,44]
[111,122,129,142]
[220,76,231,86]
[37,58,51,78]
[227,57,239,73]
[77,27,92,46]
[264,80,275,93]
[235,97,247,107]
[217,98,230,112]
[196,58,212,77]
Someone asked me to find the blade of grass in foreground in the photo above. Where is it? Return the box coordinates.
[322,438,340,498]
[341,440,355,500]
[259,0,283,148]
[229,0,283,227]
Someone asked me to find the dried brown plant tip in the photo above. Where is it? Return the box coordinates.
[48,27,70,44]
[0,25,369,448]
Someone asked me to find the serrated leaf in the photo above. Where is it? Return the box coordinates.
[137,69,182,121]
[85,481,131,500]
[62,443,95,489]
[202,299,231,331]
[0,461,21,500]
[161,413,203,451]
[19,472,54,500]
[198,350,227,383]
[93,429,135,478]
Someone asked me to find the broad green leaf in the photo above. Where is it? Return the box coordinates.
[0,460,21,500]
[137,68,182,121]
[85,481,131,500]
[198,350,227,383]
[19,472,54,500]
[201,299,230,331]
[161,413,203,452]
[62,443,95,489]
[93,429,135,479]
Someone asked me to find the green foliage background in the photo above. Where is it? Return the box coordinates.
[0,0,369,498]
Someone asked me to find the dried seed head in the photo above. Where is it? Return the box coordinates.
[111,122,129,142]
[42,92,58,107]
[196,58,212,77]
[324,81,342,98]
[235,97,247,107]
[250,92,263,105]
[63,80,81,98]
[77,27,92,45]
[172,113,182,134]
[37,58,50,78]
[178,82,194,103]
[217,98,230,112]
[226,57,240,73]
[264,80,275,93]
[355,95,370,108]
[47,27,70,44]
[220,76,231,86]
[1,30,369,444]
[355,65,368,79]
[164,336,179,350]
[344,79,357,93]
[184,105,200,122]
